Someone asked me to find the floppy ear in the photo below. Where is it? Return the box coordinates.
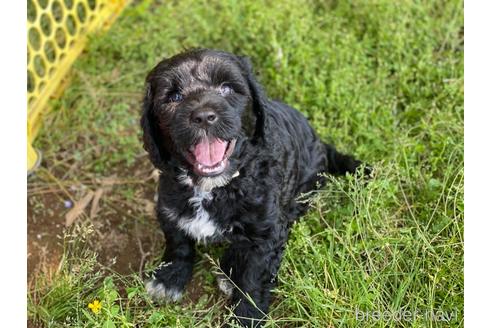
[141,82,169,169]
[237,56,268,142]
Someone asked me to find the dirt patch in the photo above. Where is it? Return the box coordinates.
[92,208,163,276]
[27,193,65,286]
[27,158,164,287]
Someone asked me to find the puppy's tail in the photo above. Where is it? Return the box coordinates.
[324,143,372,177]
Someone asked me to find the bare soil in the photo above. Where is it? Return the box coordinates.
[27,158,163,287]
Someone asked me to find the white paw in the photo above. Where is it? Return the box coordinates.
[145,279,183,302]
[217,275,234,298]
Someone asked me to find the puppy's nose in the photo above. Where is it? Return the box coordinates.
[190,109,218,128]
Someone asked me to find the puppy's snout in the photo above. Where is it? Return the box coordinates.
[190,109,218,128]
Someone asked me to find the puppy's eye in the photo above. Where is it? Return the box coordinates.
[219,84,234,96]
[168,92,183,102]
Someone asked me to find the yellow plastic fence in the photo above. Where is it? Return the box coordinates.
[27,0,128,173]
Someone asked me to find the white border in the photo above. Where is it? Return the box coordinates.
[0,1,478,326]
[0,1,27,324]
[465,1,492,327]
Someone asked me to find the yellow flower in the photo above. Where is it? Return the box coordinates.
[88,300,102,314]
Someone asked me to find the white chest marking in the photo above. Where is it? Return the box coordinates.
[163,187,219,242]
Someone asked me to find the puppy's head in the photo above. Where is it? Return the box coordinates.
[141,49,266,181]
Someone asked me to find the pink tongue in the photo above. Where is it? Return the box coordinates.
[192,138,227,166]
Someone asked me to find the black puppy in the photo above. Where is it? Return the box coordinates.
[141,49,366,327]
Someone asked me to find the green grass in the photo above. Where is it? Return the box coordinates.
[28,0,463,327]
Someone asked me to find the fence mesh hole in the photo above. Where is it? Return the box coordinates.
[55,27,67,48]
[29,28,41,51]
[77,3,87,23]
[63,0,73,9]
[66,14,77,35]
[44,41,57,62]
[34,55,46,77]
[27,0,37,22]
[52,1,64,23]
[28,71,35,93]
[88,0,96,10]
[40,13,53,37]
[38,0,49,9]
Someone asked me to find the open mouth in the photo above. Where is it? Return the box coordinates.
[185,137,236,176]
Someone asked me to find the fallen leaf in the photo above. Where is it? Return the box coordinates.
[90,188,104,219]
[65,191,94,227]
[100,175,118,189]
[89,175,118,220]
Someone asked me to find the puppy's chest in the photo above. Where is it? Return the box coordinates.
[160,187,231,243]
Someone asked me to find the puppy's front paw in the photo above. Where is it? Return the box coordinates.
[145,261,193,303]
[216,274,234,298]
[145,278,183,302]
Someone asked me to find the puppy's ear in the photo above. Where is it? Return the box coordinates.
[237,56,267,141]
[141,81,168,169]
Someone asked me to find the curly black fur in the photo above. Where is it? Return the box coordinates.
[141,49,368,327]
